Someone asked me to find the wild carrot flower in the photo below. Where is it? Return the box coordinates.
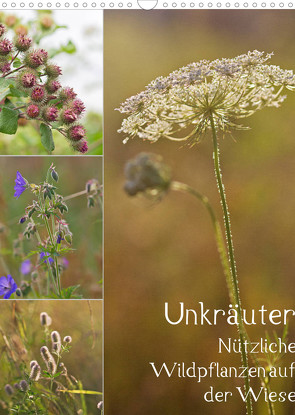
[118,51,295,145]
[14,171,27,198]
[0,275,17,299]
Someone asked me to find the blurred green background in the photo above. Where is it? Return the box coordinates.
[0,300,102,414]
[0,156,102,299]
[105,10,295,415]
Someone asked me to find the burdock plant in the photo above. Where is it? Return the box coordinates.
[118,51,295,415]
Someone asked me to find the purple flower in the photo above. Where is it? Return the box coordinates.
[0,275,17,299]
[40,252,54,264]
[20,259,31,275]
[62,258,69,268]
[14,171,27,198]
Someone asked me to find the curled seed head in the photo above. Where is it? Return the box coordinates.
[63,335,72,344]
[30,363,41,381]
[40,312,52,326]
[4,384,13,396]
[19,380,28,392]
[40,346,56,374]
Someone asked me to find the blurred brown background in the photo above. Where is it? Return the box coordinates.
[105,11,295,415]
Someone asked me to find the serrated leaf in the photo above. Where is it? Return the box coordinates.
[0,107,19,134]
[60,285,81,299]
[40,123,55,152]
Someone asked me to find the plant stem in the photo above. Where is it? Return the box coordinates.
[209,114,252,415]
[2,64,25,77]
[170,181,234,302]
[44,216,61,297]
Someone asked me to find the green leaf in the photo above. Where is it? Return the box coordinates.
[10,84,27,98]
[0,107,19,134]
[60,285,81,299]
[40,123,55,152]
[0,78,13,102]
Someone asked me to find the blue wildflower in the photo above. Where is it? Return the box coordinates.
[56,233,63,244]
[40,252,54,264]
[20,259,31,275]
[14,171,27,199]
[0,275,17,299]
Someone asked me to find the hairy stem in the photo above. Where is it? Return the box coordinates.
[170,181,234,302]
[209,114,252,415]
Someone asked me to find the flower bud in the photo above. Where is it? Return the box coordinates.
[15,24,28,36]
[64,234,72,245]
[40,14,54,30]
[97,401,103,410]
[124,153,171,198]
[15,34,32,52]
[45,63,62,79]
[17,69,37,89]
[26,104,40,119]
[30,363,41,381]
[0,23,6,37]
[24,49,48,69]
[31,271,38,281]
[40,312,52,326]
[19,216,27,224]
[72,139,88,154]
[0,38,13,55]
[19,380,28,392]
[15,288,22,297]
[58,86,77,102]
[5,15,17,27]
[71,99,85,115]
[45,80,61,94]
[31,86,46,103]
[30,360,38,368]
[51,168,59,182]
[67,124,86,142]
[63,335,72,344]
[51,330,61,344]
[43,106,59,122]
[4,384,13,396]
[60,108,78,124]
[87,196,95,208]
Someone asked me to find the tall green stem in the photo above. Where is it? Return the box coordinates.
[209,114,252,415]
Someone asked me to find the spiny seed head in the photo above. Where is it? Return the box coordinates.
[40,346,57,374]
[45,79,61,94]
[40,14,54,30]
[4,384,13,396]
[42,106,58,122]
[17,69,36,89]
[58,86,77,103]
[30,363,41,381]
[0,38,13,55]
[5,15,17,27]
[71,99,85,115]
[26,104,40,119]
[63,335,72,343]
[72,139,88,154]
[0,57,10,74]
[40,311,52,326]
[67,124,86,141]
[24,48,48,68]
[118,51,295,145]
[124,153,171,199]
[15,24,28,36]
[0,24,6,37]
[31,86,47,103]
[60,108,78,124]
[19,380,28,392]
[45,63,62,79]
[15,34,32,52]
